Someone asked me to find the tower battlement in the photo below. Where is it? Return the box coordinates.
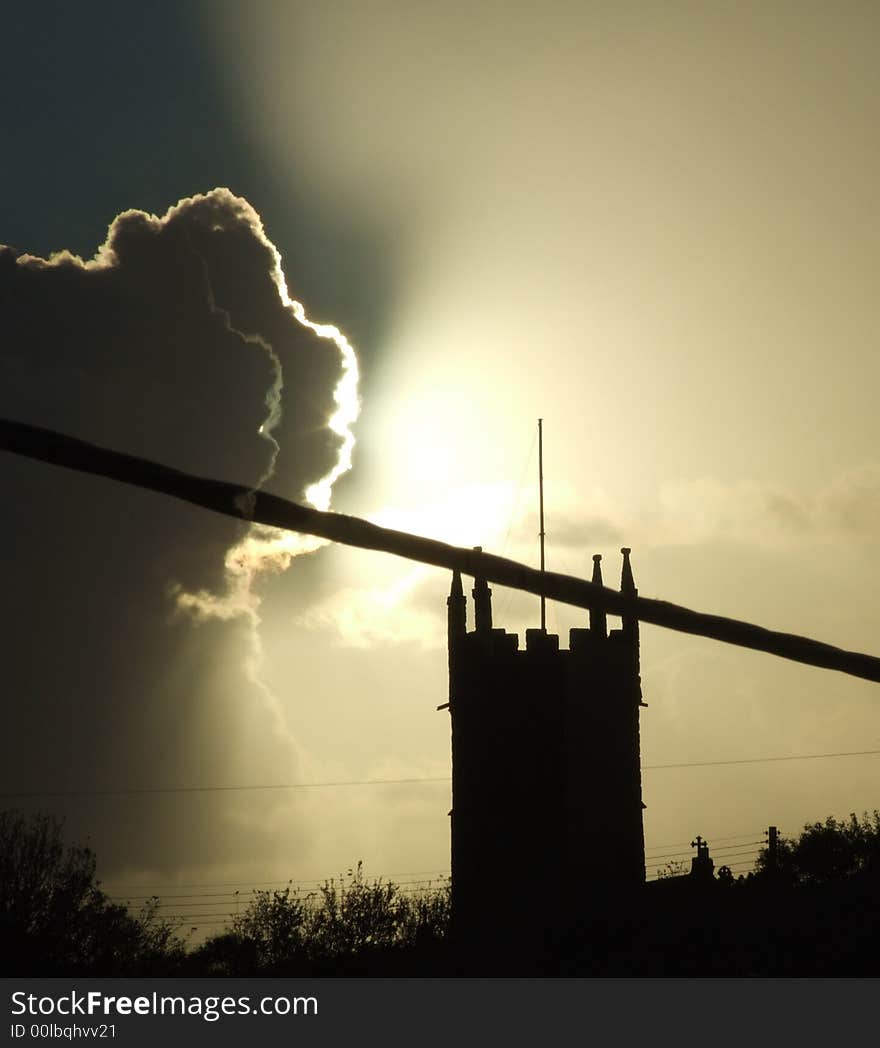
[445,550,646,948]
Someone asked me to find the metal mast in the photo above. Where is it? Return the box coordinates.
[538,417,546,631]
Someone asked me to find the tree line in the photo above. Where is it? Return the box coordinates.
[2,808,878,976]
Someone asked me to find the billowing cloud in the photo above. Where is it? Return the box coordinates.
[0,189,359,878]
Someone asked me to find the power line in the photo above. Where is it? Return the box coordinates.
[101,870,451,893]
[645,850,692,863]
[646,842,763,868]
[6,746,880,801]
[645,830,763,851]
[6,746,880,800]
[102,879,298,891]
[645,838,763,859]
[3,415,879,682]
[109,892,253,901]
[642,748,880,771]
[0,776,452,799]
[108,877,451,903]
[647,858,759,881]
[156,912,239,920]
[141,900,244,910]
[707,841,764,853]
[117,886,450,917]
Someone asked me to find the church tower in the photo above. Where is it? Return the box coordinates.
[445,549,646,949]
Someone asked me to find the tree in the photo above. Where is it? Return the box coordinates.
[0,810,184,974]
[756,811,880,886]
[228,885,309,972]
[307,863,413,957]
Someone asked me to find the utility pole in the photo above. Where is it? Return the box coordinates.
[767,825,779,872]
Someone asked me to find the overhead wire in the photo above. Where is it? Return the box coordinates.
[101,869,450,893]
[641,748,880,771]
[645,830,763,851]
[109,879,451,904]
[6,746,878,801]
[3,415,879,681]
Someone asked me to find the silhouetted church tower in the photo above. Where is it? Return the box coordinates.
[445,549,646,948]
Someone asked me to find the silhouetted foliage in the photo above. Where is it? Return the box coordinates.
[226,884,309,972]
[190,863,451,975]
[7,807,879,976]
[755,811,880,886]
[0,810,185,975]
[308,862,416,956]
[655,859,688,879]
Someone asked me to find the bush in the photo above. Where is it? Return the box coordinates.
[0,810,185,974]
[193,862,451,974]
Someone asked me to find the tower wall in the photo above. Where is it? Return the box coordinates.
[447,553,645,951]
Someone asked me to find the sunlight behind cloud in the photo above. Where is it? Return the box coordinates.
[197,1,880,900]
[370,481,519,550]
[292,482,525,648]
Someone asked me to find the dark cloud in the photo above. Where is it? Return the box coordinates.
[0,189,355,875]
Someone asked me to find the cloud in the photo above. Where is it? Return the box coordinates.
[655,468,880,548]
[519,469,880,558]
[0,189,359,875]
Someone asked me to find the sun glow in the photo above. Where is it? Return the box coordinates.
[290,479,530,649]
[370,480,519,551]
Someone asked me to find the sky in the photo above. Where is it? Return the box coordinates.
[1,1,879,927]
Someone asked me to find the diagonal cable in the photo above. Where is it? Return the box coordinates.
[2,416,879,683]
